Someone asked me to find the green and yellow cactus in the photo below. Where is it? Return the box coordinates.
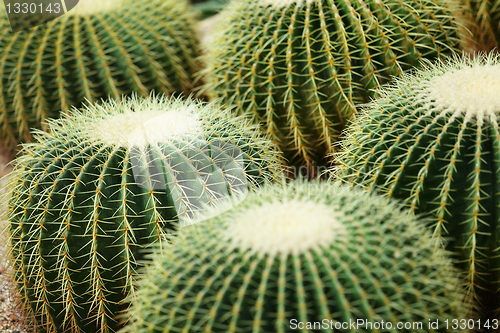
[202,0,465,167]
[122,181,469,333]
[4,94,281,333]
[0,0,202,152]
[334,53,500,317]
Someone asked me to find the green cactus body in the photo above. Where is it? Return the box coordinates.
[122,181,468,333]
[335,53,500,317]
[203,0,464,167]
[464,0,500,51]
[5,95,281,333]
[0,0,202,151]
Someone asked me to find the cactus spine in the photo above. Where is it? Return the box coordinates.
[203,0,464,167]
[463,0,500,51]
[5,95,281,333]
[122,181,468,333]
[0,0,202,151]
[335,53,500,317]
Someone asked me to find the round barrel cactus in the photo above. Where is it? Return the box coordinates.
[334,53,500,318]
[203,0,464,167]
[5,94,281,333]
[0,0,202,152]
[122,181,469,333]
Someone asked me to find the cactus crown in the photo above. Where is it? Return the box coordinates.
[427,63,500,115]
[122,181,469,333]
[11,93,283,201]
[334,52,500,316]
[225,199,346,255]
[75,103,202,148]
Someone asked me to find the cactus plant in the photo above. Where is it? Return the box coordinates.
[122,180,469,333]
[0,0,202,152]
[462,0,500,51]
[4,94,282,333]
[202,0,465,167]
[334,53,500,318]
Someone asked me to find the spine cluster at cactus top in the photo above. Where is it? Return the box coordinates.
[122,181,469,333]
[5,95,281,333]
[203,0,464,166]
[335,53,500,317]
[0,0,201,151]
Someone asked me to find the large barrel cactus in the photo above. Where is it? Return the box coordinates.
[335,53,500,318]
[0,0,202,152]
[122,181,469,333]
[4,95,281,333]
[203,0,465,167]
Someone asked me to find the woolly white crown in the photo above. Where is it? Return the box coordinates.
[225,199,346,255]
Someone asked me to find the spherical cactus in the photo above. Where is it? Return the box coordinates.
[334,53,500,318]
[0,0,202,152]
[4,94,282,333]
[462,0,500,51]
[122,181,469,333]
[202,0,465,167]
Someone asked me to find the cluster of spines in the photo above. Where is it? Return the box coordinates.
[0,0,202,151]
[5,95,282,333]
[203,0,464,166]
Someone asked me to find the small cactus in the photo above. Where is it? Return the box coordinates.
[334,53,500,317]
[5,94,281,333]
[202,0,465,167]
[122,181,468,333]
[0,0,202,152]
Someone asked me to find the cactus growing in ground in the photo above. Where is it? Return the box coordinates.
[202,0,465,167]
[122,181,469,333]
[4,94,281,333]
[0,0,202,152]
[334,53,500,318]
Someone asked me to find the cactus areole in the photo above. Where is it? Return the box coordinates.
[203,0,463,167]
[336,53,500,316]
[5,95,281,333]
[122,181,468,333]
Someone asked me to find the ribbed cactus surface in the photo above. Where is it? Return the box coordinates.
[203,0,464,167]
[0,0,201,151]
[464,0,500,50]
[122,181,468,333]
[335,53,500,317]
[5,95,281,333]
